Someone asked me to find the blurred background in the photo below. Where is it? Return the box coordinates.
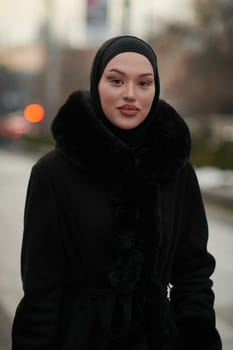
[0,0,233,349]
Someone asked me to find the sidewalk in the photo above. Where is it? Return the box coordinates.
[203,185,233,210]
[0,303,11,350]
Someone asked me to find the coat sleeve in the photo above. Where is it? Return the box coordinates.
[170,162,222,350]
[12,161,64,349]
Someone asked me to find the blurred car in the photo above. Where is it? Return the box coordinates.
[0,111,32,140]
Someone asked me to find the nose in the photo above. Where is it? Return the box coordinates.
[122,83,136,102]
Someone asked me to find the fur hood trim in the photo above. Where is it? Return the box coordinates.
[51,91,191,181]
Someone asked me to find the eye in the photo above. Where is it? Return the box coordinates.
[138,80,153,88]
[110,78,123,86]
[105,74,123,86]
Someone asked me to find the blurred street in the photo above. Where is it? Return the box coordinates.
[0,148,233,349]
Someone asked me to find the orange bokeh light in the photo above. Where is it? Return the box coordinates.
[24,104,45,123]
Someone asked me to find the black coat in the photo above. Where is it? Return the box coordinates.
[12,91,222,349]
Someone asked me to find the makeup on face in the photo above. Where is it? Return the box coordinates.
[98,52,155,130]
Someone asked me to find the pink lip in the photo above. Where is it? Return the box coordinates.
[118,104,139,116]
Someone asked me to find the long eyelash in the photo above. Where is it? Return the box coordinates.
[139,81,153,87]
[108,78,122,85]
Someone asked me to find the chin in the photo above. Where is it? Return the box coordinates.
[113,119,143,130]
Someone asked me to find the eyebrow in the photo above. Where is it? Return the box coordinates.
[108,68,154,77]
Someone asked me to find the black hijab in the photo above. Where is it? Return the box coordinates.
[90,35,160,148]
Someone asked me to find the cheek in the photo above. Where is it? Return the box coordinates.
[98,86,114,118]
[99,85,118,109]
[144,89,155,109]
[100,93,112,113]
[99,83,111,104]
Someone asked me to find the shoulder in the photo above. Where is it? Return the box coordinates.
[154,99,191,145]
[150,100,191,178]
[157,99,177,113]
[156,99,189,129]
[35,148,64,167]
[31,149,69,179]
[177,161,198,184]
[176,161,204,201]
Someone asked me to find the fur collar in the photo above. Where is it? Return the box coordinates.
[51,91,191,181]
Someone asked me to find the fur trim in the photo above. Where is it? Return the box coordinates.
[51,91,191,180]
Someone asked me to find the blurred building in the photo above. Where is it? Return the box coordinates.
[0,0,199,128]
[0,0,196,50]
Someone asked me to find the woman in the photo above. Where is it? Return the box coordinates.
[12,35,222,349]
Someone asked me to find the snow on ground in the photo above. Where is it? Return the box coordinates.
[196,167,233,190]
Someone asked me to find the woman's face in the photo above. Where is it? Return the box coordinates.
[98,52,155,130]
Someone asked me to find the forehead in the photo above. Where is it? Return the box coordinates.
[103,52,154,73]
